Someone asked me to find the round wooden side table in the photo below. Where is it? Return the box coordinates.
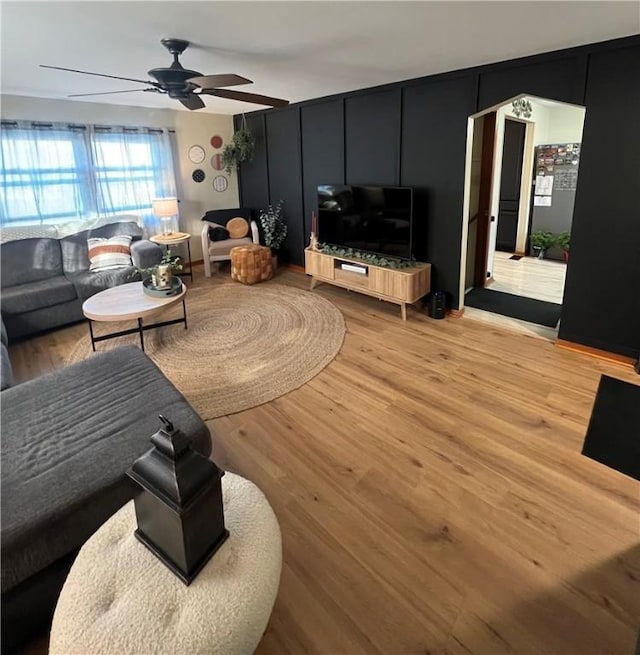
[150,232,193,282]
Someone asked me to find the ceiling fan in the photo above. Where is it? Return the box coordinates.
[40,38,289,110]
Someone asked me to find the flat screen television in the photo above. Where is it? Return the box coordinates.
[317,184,413,260]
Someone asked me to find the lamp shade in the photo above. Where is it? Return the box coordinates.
[152,198,179,217]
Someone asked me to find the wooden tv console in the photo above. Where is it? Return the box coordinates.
[305,248,431,320]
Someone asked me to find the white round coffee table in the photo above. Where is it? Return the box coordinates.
[49,473,282,655]
[82,281,187,352]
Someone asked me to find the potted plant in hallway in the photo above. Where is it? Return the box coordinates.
[259,200,287,269]
[556,230,570,262]
[529,230,555,259]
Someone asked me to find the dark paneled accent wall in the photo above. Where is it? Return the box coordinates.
[559,43,640,358]
[300,99,345,243]
[236,35,640,358]
[401,75,477,303]
[345,89,401,186]
[265,108,304,264]
[235,113,269,213]
[477,54,587,109]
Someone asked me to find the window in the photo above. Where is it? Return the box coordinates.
[0,122,176,228]
[0,126,91,224]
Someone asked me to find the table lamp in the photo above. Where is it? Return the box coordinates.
[152,197,179,235]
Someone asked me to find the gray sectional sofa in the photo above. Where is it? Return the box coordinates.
[0,220,162,340]
[0,345,212,653]
[1,318,12,391]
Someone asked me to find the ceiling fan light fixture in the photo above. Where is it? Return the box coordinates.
[42,38,289,110]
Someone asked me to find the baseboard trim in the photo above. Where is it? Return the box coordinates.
[200,261,310,275]
[555,339,636,368]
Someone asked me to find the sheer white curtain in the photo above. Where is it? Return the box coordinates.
[0,121,92,226]
[90,126,177,235]
[0,122,177,235]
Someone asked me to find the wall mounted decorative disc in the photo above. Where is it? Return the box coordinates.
[192,169,206,183]
[210,135,223,149]
[188,145,206,164]
[211,154,224,171]
[212,175,228,192]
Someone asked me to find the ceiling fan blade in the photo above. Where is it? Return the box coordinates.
[202,88,289,108]
[68,88,160,98]
[179,94,206,110]
[40,65,159,87]
[187,74,252,88]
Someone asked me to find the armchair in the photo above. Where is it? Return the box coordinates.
[201,209,260,278]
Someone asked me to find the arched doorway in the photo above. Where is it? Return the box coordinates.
[459,94,586,339]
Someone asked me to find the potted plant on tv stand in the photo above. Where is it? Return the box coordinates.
[259,200,287,269]
[529,230,555,259]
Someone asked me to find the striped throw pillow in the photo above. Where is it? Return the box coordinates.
[87,235,133,272]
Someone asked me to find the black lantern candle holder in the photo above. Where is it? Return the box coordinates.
[127,415,229,585]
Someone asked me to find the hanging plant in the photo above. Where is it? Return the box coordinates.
[221,114,255,174]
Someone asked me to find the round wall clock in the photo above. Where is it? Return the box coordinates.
[210,135,223,149]
[212,175,228,192]
[192,169,206,183]
[187,145,205,164]
[211,154,223,171]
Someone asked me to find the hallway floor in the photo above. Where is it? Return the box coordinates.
[463,251,567,341]
[488,251,567,304]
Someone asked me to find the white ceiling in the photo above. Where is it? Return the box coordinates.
[1,1,638,115]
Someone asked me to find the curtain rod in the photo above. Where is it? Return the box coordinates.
[93,126,169,134]
[0,121,174,134]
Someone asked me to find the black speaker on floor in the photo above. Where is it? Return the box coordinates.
[427,291,446,319]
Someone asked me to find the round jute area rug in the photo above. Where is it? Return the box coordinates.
[67,283,345,420]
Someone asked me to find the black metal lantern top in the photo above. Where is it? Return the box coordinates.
[128,415,223,512]
[127,415,229,584]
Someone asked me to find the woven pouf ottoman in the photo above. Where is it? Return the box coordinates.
[49,473,282,655]
[230,244,273,285]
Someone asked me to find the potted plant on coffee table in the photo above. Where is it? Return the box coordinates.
[529,230,555,259]
[555,230,570,262]
[259,200,287,269]
[137,249,183,289]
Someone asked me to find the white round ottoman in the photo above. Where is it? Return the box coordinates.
[49,473,282,655]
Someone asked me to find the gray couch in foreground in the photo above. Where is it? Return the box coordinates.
[0,221,162,340]
[1,318,12,391]
[0,346,211,653]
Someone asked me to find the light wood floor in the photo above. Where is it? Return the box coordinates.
[489,251,567,304]
[464,252,568,341]
[9,266,640,655]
